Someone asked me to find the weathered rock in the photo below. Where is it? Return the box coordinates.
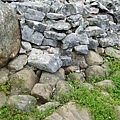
[0,2,21,67]
[44,31,66,41]
[74,45,88,55]
[85,51,103,66]
[99,33,119,47]
[85,26,104,37]
[59,3,80,16]
[62,33,89,49]
[0,92,6,109]
[42,38,58,47]
[95,80,115,90]
[52,21,71,31]
[64,66,77,73]
[88,38,99,50]
[22,26,44,45]
[47,13,65,20]
[116,106,120,120]
[73,72,86,82]
[44,102,92,120]
[0,68,9,85]
[40,69,65,87]
[37,102,60,112]
[7,95,37,112]
[85,65,106,81]
[9,68,38,95]
[21,41,32,52]
[26,20,47,33]
[105,47,120,59]
[55,80,71,97]
[61,56,72,67]
[114,7,120,23]
[31,83,52,102]
[8,55,27,71]
[67,14,84,27]
[90,7,99,14]
[25,8,45,22]
[28,48,62,73]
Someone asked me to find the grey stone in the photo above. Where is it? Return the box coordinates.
[8,55,27,71]
[85,51,103,66]
[31,83,52,102]
[67,14,84,27]
[77,33,89,45]
[85,65,106,81]
[95,80,115,90]
[74,45,88,55]
[116,106,120,120]
[90,7,99,14]
[0,68,9,85]
[59,3,81,16]
[50,1,64,13]
[73,72,86,82]
[105,47,120,59]
[9,68,38,95]
[28,48,62,73]
[114,7,120,23]
[25,8,45,22]
[47,13,65,20]
[37,102,60,112]
[88,38,99,50]
[0,92,6,109]
[0,2,21,67]
[85,26,104,37]
[44,102,92,120]
[21,41,32,52]
[44,31,66,41]
[19,47,26,54]
[62,48,73,56]
[7,95,37,112]
[75,25,84,34]
[26,20,47,33]
[42,38,58,47]
[62,33,89,49]
[40,69,65,87]
[22,25,34,42]
[22,26,44,45]
[99,33,120,47]
[61,56,72,67]
[52,21,71,31]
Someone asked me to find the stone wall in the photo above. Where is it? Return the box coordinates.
[8,0,120,73]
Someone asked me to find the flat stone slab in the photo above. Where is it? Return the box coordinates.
[44,102,92,120]
[28,48,62,73]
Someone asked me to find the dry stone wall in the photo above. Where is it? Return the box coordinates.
[8,0,120,73]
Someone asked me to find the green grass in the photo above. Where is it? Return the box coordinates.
[0,55,120,120]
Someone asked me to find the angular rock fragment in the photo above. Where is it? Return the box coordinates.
[28,48,62,73]
[0,92,6,109]
[47,13,65,20]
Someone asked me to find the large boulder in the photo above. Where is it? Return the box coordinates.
[0,1,21,67]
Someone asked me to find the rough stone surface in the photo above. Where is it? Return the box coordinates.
[52,21,71,31]
[88,38,99,50]
[0,2,21,67]
[85,65,106,81]
[44,102,92,120]
[37,102,60,112]
[105,47,120,59]
[7,95,37,112]
[95,80,115,90]
[8,55,27,71]
[0,92,7,109]
[85,26,104,37]
[0,68,9,85]
[61,56,72,67]
[47,13,65,20]
[9,68,38,95]
[40,69,65,87]
[83,83,94,90]
[44,31,66,41]
[31,83,52,102]
[25,8,45,22]
[85,51,103,66]
[74,45,88,55]
[28,48,62,73]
